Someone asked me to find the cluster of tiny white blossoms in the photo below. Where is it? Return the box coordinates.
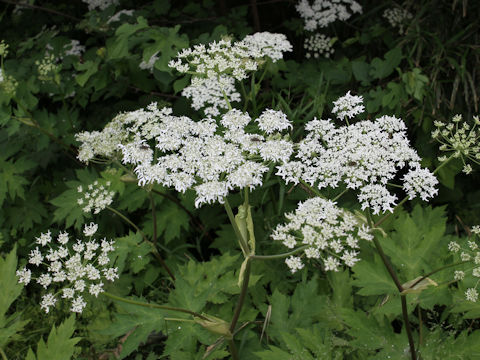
[0,40,18,95]
[77,180,115,214]
[35,53,60,82]
[82,0,119,11]
[431,114,480,175]
[272,197,372,273]
[448,226,480,302]
[296,0,362,31]
[63,40,85,57]
[16,223,118,314]
[383,7,413,35]
[276,93,438,215]
[332,91,364,120]
[168,32,292,116]
[76,103,294,207]
[304,33,335,59]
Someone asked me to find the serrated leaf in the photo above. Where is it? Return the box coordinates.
[143,200,190,244]
[50,169,98,229]
[27,316,80,360]
[352,253,397,296]
[0,156,35,206]
[101,299,165,359]
[0,246,29,348]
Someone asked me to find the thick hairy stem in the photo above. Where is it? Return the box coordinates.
[103,292,207,320]
[249,245,309,260]
[106,206,175,281]
[228,340,240,360]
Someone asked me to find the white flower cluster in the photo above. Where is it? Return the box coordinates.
[272,197,372,273]
[77,180,115,214]
[276,93,438,215]
[168,32,292,116]
[332,91,364,120]
[82,0,119,11]
[296,0,362,31]
[76,103,294,207]
[64,40,85,57]
[304,33,334,59]
[448,228,480,302]
[383,7,413,35]
[432,114,480,175]
[16,223,118,314]
[35,53,60,82]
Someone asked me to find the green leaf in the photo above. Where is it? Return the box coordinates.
[50,168,98,229]
[0,156,35,207]
[0,246,29,348]
[101,299,165,359]
[107,17,149,60]
[74,58,100,87]
[27,316,81,360]
[352,253,397,296]
[351,60,372,85]
[143,200,190,244]
[369,47,402,79]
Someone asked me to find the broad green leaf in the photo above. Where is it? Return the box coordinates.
[352,253,397,296]
[369,46,402,79]
[101,299,165,359]
[0,247,29,348]
[0,156,35,207]
[142,200,190,244]
[26,316,80,360]
[50,168,98,229]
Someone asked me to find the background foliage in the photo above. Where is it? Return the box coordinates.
[0,0,479,359]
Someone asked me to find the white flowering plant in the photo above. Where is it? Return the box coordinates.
[2,1,480,360]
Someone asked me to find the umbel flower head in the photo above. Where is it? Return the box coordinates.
[304,33,335,59]
[296,0,362,31]
[76,103,294,208]
[272,197,372,273]
[277,92,438,215]
[431,114,480,174]
[77,179,115,214]
[383,6,413,35]
[168,32,292,116]
[16,223,118,314]
[448,226,480,302]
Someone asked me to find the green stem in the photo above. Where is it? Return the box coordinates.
[0,347,8,360]
[224,198,250,256]
[249,245,309,260]
[103,292,207,320]
[228,340,240,360]
[240,81,249,112]
[299,179,322,197]
[374,196,409,228]
[106,206,176,281]
[401,296,417,360]
[229,259,251,333]
[332,188,348,202]
[433,154,454,175]
[368,211,416,360]
[408,261,468,289]
[149,193,158,247]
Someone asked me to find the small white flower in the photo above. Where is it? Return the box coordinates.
[454,270,465,280]
[89,282,104,297]
[256,109,292,134]
[40,293,57,313]
[36,231,52,246]
[448,241,461,252]
[103,267,119,281]
[83,222,98,237]
[285,256,304,273]
[71,296,87,313]
[332,91,365,120]
[62,288,75,299]
[16,268,31,285]
[466,288,478,302]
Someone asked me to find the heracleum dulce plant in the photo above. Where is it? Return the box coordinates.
[15,29,480,360]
